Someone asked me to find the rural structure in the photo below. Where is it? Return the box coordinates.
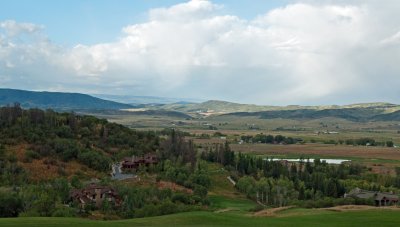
[70,183,121,208]
[345,188,399,206]
[121,153,158,171]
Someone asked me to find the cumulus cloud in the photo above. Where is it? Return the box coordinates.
[1,0,400,104]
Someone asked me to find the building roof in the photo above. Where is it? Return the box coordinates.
[70,183,120,206]
[121,153,158,168]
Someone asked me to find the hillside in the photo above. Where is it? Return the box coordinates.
[0,88,133,110]
[159,100,274,113]
[222,107,400,122]
[153,100,400,121]
[158,100,399,114]
[0,105,160,182]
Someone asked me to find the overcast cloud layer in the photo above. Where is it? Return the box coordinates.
[1,0,400,105]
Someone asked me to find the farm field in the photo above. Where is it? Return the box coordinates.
[95,112,400,145]
[230,143,400,160]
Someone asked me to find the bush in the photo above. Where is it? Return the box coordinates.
[25,150,41,160]
[0,192,23,217]
[77,149,111,172]
[386,141,394,147]
[193,185,208,198]
[52,206,77,217]
[248,204,264,212]
[172,193,190,204]
[296,197,367,208]
[159,200,179,215]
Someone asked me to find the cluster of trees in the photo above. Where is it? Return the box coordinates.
[0,145,27,186]
[0,178,76,217]
[157,130,211,202]
[96,130,212,219]
[202,145,400,208]
[344,138,394,147]
[0,176,205,218]
[240,134,300,144]
[309,137,395,147]
[236,176,298,207]
[236,131,395,148]
[159,130,197,169]
[200,142,235,167]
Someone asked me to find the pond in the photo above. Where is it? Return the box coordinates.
[266,158,351,164]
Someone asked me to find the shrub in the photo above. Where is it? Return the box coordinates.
[248,205,264,212]
[172,193,190,204]
[25,150,40,160]
[0,192,23,217]
[52,206,77,217]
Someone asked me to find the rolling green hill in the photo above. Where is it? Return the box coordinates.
[0,88,133,110]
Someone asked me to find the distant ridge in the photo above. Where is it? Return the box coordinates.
[154,100,400,121]
[159,100,399,114]
[0,88,133,110]
[92,94,203,105]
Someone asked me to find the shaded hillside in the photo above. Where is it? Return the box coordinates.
[82,109,192,119]
[373,110,400,121]
[0,88,133,110]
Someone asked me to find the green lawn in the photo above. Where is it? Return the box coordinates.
[209,195,256,212]
[1,210,400,227]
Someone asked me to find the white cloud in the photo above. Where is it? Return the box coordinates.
[0,20,44,37]
[1,0,400,104]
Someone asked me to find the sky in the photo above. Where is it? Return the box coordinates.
[1,0,400,105]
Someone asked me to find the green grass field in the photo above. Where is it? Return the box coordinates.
[1,209,400,227]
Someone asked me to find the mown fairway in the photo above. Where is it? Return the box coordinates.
[1,209,400,227]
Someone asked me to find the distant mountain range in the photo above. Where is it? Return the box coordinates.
[0,88,134,110]
[1,88,400,121]
[92,94,203,105]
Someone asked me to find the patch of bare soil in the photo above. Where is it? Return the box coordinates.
[253,206,295,217]
[157,181,193,194]
[214,208,238,213]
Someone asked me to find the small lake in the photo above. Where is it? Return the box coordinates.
[266,158,351,164]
